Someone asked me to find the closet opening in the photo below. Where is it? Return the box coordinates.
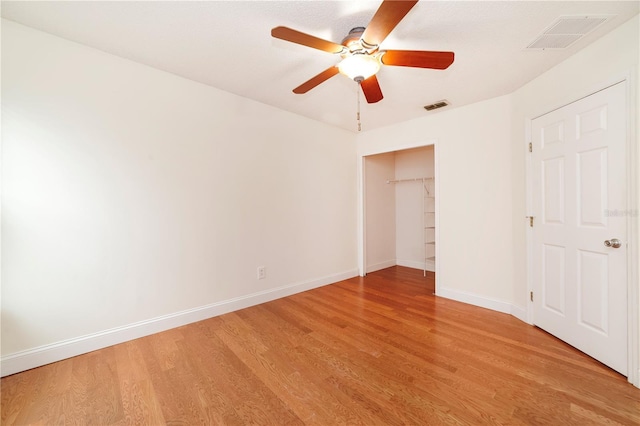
[361,144,437,291]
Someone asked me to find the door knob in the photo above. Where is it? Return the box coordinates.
[604,238,622,248]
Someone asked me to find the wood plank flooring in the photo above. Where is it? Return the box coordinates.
[2,266,639,425]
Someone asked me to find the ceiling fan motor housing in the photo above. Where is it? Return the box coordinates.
[342,27,378,54]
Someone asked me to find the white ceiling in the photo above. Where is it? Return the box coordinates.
[2,1,638,132]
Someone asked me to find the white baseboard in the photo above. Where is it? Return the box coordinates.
[366,259,396,273]
[436,286,527,324]
[1,269,358,377]
[396,259,435,272]
[510,304,529,324]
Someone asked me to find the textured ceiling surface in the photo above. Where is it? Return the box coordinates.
[2,1,639,132]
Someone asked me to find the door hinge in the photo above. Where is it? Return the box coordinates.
[526,216,534,227]
[530,291,533,302]
[528,142,532,153]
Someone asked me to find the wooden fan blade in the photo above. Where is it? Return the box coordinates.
[271,26,345,54]
[361,75,383,103]
[361,0,418,47]
[293,66,340,94]
[381,50,454,69]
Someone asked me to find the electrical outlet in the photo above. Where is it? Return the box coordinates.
[257,266,266,280]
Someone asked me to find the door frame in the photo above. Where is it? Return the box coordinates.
[525,74,639,387]
[358,139,439,280]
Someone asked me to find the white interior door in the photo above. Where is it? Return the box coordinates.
[531,82,627,375]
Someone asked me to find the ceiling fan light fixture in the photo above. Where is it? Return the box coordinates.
[338,54,381,81]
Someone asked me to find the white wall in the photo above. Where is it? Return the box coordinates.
[1,20,358,374]
[364,153,396,272]
[395,146,434,270]
[358,95,514,313]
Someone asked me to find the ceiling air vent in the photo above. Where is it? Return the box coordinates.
[424,100,449,111]
[527,15,611,50]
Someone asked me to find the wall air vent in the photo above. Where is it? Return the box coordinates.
[423,100,449,111]
[527,15,611,50]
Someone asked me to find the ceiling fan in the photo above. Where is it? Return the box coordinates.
[271,0,454,104]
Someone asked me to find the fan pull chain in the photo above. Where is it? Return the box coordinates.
[356,82,362,132]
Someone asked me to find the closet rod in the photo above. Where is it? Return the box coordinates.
[386,177,433,184]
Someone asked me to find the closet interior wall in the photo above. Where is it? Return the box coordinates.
[364,146,435,275]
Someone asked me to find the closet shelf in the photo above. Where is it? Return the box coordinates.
[386,177,433,184]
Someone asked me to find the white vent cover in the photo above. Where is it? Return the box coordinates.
[527,16,611,49]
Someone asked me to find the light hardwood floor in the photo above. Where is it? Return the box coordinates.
[2,266,639,425]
